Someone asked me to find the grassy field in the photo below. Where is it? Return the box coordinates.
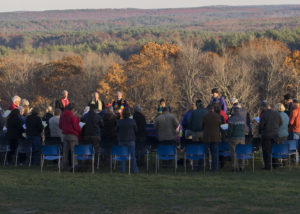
[0,162,300,214]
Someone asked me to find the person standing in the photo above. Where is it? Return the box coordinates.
[55,90,70,112]
[227,107,245,171]
[102,106,118,155]
[89,92,105,113]
[154,107,179,145]
[209,88,227,113]
[289,100,300,142]
[25,108,44,166]
[59,103,81,169]
[133,105,147,164]
[42,106,53,138]
[8,96,21,110]
[259,103,282,170]
[188,100,208,142]
[275,103,289,143]
[116,108,139,173]
[157,98,171,114]
[202,105,222,171]
[49,108,63,140]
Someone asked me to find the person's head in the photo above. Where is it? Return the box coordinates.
[83,106,90,114]
[196,99,203,109]
[213,103,221,114]
[46,106,52,113]
[116,91,123,100]
[12,96,21,107]
[18,106,24,116]
[31,107,40,116]
[134,105,142,113]
[62,90,68,99]
[89,104,97,111]
[284,93,293,102]
[230,98,239,106]
[122,107,131,118]
[54,108,61,116]
[107,106,114,113]
[21,99,29,107]
[294,100,300,108]
[160,98,166,107]
[93,92,99,100]
[162,107,169,114]
[67,103,75,112]
[211,88,219,98]
[275,103,285,112]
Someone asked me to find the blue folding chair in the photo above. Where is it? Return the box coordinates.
[184,144,205,173]
[156,145,177,174]
[111,146,131,175]
[271,144,290,172]
[15,139,32,167]
[219,142,231,157]
[41,145,63,173]
[235,144,254,172]
[73,144,95,174]
[283,140,298,166]
[0,135,10,166]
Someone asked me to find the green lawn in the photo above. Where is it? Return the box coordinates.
[0,163,299,214]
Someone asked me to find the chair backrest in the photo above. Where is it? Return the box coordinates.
[157,145,176,156]
[186,144,205,156]
[17,139,32,153]
[235,144,253,155]
[272,144,289,154]
[74,144,93,156]
[112,146,130,156]
[283,140,298,151]
[42,145,59,156]
[219,142,230,152]
[0,135,9,146]
[145,124,157,137]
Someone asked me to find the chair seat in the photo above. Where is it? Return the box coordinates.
[186,155,205,161]
[236,155,252,160]
[272,154,289,159]
[219,151,231,157]
[76,156,93,161]
[112,156,130,161]
[44,156,62,161]
[157,156,175,160]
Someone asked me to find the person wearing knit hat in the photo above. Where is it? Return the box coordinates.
[283,93,294,116]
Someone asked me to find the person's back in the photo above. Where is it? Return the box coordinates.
[228,112,245,139]
[102,111,117,142]
[6,109,24,140]
[59,110,81,138]
[116,118,137,142]
[278,111,289,138]
[81,109,103,137]
[49,115,62,138]
[259,109,282,137]
[189,107,208,132]
[133,110,146,139]
[202,111,221,143]
[26,113,43,137]
[154,110,179,142]
[289,102,300,134]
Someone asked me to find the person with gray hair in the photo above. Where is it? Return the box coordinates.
[55,90,70,112]
[8,95,21,110]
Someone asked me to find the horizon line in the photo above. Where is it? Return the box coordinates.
[1,4,300,13]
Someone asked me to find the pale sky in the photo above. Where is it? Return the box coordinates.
[0,0,299,12]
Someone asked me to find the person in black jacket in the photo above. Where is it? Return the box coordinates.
[102,106,118,156]
[259,103,282,170]
[116,107,139,173]
[42,106,53,138]
[26,107,44,166]
[6,109,25,164]
[81,104,104,155]
[133,105,146,164]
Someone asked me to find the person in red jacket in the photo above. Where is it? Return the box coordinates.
[8,96,21,110]
[289,100,300,141]
[59,103,81,169]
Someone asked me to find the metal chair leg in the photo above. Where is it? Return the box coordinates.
[29,149,32,167]
[97,153,100,169]
[270,154,272,172]
[92,156,95,174]
[58,157,61,174]
[146,151,149,174]
[128,154,131,175]
[72,156,75,174]
[110,155,112,174]
[155,155,158,174]
[41,155,43,172]
[184,154,186,174]
[15,149,18,166]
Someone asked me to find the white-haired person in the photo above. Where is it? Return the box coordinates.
[8,95,21,110]
[112,91,128,119]
[42,106,54,138]
[89,92,105,113]
[275,103,289,144]
[55,90,70,112]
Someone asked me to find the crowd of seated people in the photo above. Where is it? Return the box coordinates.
[0,88,299,173]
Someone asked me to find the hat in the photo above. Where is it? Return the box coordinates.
[211,88,219,94]
[284,93,292,100]
[230,98,239,105]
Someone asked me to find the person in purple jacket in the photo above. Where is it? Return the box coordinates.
[209,88,227,114]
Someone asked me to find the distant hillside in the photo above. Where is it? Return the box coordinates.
[0,5,300,32]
